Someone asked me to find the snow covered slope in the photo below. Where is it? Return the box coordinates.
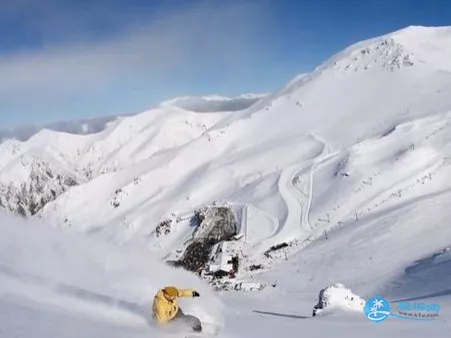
[0,133,83,215]
[1,25,451,337]
[0,106,226,214]
[0,94,265,143]
[2,181,451,338]
[37,26,451,254]
[0,213,223,338]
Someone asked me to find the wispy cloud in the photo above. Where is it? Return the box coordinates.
[0,0,271,127]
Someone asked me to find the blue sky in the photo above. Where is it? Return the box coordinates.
[1,0,451,129]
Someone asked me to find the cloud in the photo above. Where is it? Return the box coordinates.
[0,1,270,102]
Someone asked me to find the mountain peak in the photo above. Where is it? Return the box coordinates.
[392,24,451,35]
[284,25,451,82]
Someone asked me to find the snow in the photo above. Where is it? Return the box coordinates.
[0,93,266,143]
[2,25,451,337]
[312,283,366,315]
[241,204,278,244]
[0,213,224,337]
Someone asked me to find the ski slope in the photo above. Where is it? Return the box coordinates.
[0,213,224,338]
[1,25,451,337]
[2,193,451,337]
[33,26,451,247]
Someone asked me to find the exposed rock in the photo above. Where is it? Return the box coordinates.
[192,207,237,242]
[264,242,289,257]
[155,219,173,237]
[167,206,238,273]
[169,239,217,273]
[249,264,263,271]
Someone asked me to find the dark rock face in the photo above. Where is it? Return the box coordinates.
[249,264,263,271]
[192,207,237,242]
[154,219,173,237]
[168,207,237,273]
[169,239,217,272]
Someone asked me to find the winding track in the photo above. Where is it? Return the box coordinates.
[270,133,340,247]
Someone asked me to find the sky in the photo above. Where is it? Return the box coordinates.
[1,0,451,130]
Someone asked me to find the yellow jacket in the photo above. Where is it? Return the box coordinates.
[153,287,196,324]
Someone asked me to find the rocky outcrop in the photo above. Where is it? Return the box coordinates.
[168,207,238,273]
[191,207,237,242]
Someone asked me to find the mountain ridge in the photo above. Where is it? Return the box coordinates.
[1,25,451,254]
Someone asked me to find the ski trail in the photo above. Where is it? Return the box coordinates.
[263,134,334,247]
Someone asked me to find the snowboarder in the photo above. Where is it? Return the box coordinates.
[153,286,202,332]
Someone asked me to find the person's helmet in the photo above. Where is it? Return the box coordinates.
[163,286,179,300]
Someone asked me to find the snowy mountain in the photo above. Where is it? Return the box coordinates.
[0,133,84,215]
[0,115,119,142]
[1,25,451,337]
[159,93,267,112]
[0,105,227,215]
[36,25,451,242]
[0,94,266,143]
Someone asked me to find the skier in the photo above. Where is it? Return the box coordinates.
[153,286,202,332]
